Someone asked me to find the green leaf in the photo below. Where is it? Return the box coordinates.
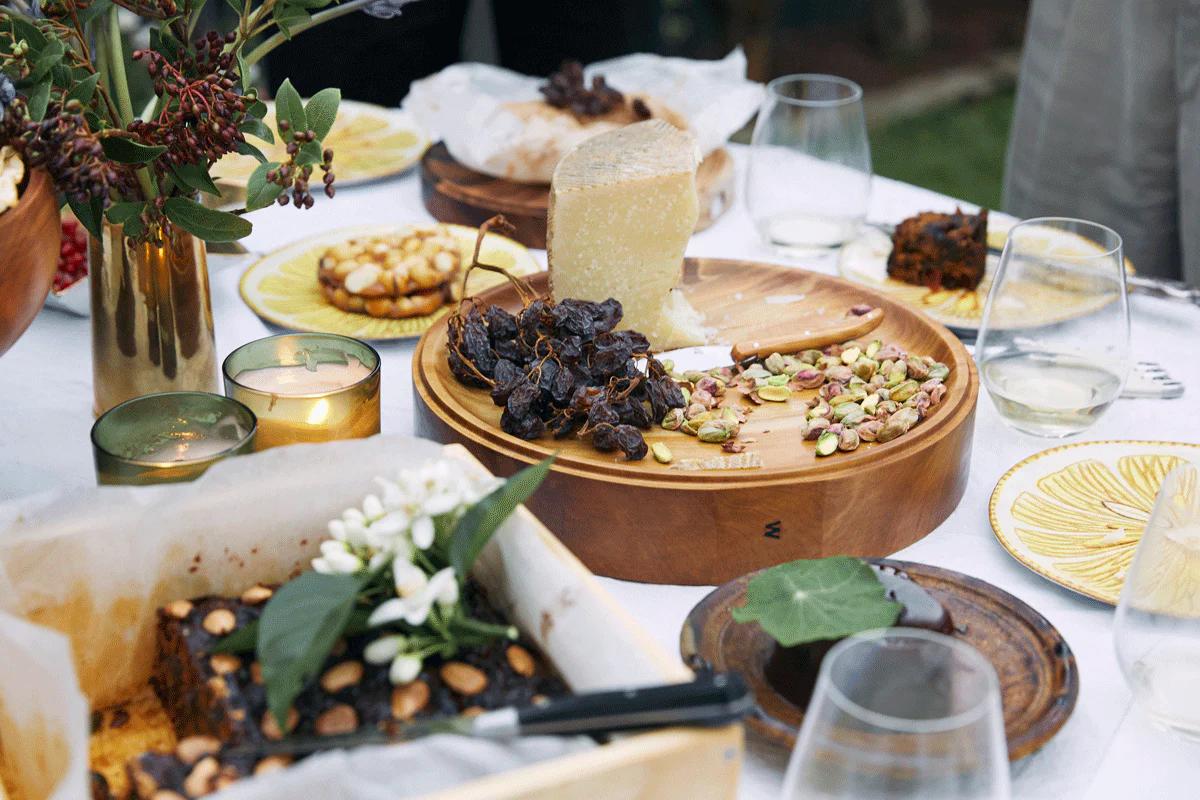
[247,99,269,119]
[239,116,275,145]
[213,618,259,654]
[77,0,114,27]
[296,139,323,166]
[149,27,181,61]
[105,200,145,225]
[272,4,312,39]
[84,110,105,132]
[170,160,221,196]
[730,557,903,648]
[285,0,335,8]
[67,195,104,239]
[273,78,306,134]
[256,572,363,730]
[21,39,64,87]
[303,88,339,140]
[66,72,101,104]
[234,140,269,163]
[163,196,252,242]
[25,79,51,122]
[6,17,48,50]
[223,0,242,13]
[448,457,554,579]
[99,137,167,165]
[245,161,283,211]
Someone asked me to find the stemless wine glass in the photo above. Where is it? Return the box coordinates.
[746,74,871,254]
[976,217,1129,437]
[782,628,1010,800]
[1114,462,1200,740]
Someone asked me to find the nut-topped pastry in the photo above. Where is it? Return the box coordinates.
[317,225,462,318]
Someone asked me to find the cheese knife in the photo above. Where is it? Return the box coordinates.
[225,672,753,758]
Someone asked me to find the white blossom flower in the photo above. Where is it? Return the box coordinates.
[369,566,458,627]
[312,540,363,574]
[393,558,428,598]
[364,634,407,665]
[410,515,435,550]
[362,494,384,520]
[389,654,423,684]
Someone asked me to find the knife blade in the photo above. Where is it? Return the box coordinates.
[224,672,753,759]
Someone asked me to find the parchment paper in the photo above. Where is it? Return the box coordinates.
[0,437,687,799]
[404,49,763,183]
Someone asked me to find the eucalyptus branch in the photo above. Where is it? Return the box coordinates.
[243,0,376,69]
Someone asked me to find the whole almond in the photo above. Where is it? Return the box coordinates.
[505,645,536,677]
[261,707,298,741]
[209,653,241,676]
[183,756,219,797]
[440,662,488,696]
[253,755,292,776]
[202,608,236,636]
[240,585,273,605]
[319,661,364,693]
[175,735,221,765]
[390,680,430,721]
[163,600,193,620]
[315,704,359,736]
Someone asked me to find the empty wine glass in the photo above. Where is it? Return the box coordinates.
[1114,462,1200,740]
[745,74,871,254]
[976,217,1129,437]
[782,628,1010,800]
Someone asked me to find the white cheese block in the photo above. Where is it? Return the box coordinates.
[547,119,708,351]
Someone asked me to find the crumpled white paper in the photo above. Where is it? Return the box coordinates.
[404,49,763,184]
[0,437,688,799]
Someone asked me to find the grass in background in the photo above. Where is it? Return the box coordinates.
[870,88,1015,211]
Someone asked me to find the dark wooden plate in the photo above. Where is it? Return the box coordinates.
[679,558,1079,761]
[419,142,735,249]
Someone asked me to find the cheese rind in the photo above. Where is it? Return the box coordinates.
[547,120,707,350]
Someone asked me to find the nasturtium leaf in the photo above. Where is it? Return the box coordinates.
[99,136,167,164]
[448,456,554,580]
[303,87,340,140]
[245,161,283,211]
[170,161,221,196]
[273,78,306,135]
[66,72,101,104]
[163,196,252,242]
[730,556,902,647]
[256,572,364,730]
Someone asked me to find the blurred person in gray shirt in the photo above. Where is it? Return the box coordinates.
[1005,0,1199,282]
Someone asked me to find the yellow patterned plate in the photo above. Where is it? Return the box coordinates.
[239,223,542,340]
[213,100,428,194]
[839,216,1133,333]
[990,440,1200,605]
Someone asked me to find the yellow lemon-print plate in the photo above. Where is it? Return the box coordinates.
[990,440,1200,605]
[840,216,1133,333]
[213,100,428,191]
[239,223,542,340]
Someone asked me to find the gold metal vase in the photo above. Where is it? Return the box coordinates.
[90,221,218,416]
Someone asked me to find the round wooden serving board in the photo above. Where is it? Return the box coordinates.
[413,260,979,585]
[679,559,1079,761]
[419,142,735,249]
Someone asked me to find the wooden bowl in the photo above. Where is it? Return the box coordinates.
[419,143,735,249]
[0,169,60,356]
[679,558,1079,760]
[413,260,979,585]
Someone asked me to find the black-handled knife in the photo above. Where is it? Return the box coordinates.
[226,672,753,758]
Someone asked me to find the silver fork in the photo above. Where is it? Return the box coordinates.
[1123,361,1185,399]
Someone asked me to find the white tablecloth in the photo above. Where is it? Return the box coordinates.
[2,146,1197,799]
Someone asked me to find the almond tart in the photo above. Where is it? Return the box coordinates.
[317,225,463,319]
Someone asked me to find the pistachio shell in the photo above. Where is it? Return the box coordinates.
[815,431,839,456]
[890,380,921,403]
[757,385,791,402]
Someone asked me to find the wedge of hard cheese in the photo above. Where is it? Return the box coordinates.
[547,119,708,350]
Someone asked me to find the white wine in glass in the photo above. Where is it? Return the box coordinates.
[976,217,1129,437]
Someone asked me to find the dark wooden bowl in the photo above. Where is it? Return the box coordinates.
[0,169,60,356]
[413,260,979,585]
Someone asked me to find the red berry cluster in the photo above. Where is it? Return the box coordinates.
[54,218,88,292]
[267,119,336,209]
[129,32,250,170]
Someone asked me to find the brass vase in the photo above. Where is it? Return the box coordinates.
[90,221,218,416]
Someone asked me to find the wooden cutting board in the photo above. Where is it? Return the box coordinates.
[419,143,735,249]
[413,260,979,585]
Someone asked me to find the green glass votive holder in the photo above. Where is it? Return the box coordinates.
[222,333,381,451]
[91,391,257,485]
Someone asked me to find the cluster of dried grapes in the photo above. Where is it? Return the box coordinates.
[448,296,685,460]
[538,60,651,120]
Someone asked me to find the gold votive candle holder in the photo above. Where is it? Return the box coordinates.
[222,333,381,451]
[91,392,257,485]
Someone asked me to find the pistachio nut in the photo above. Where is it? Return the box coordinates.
[830,389,867,406]
[791,369,825,389]
[837,428,861,452]
[819,382,846,401]
[721,406,740,422]
[848,376,867,391]
[876,343,905,361]
[808,399,832,419]
[691,389,716,409]
[764,374,788,388]
[698,421,734,443]
[861,393,880,415]
[816,355,842,371]
[928,362,950,381]
[651,442,673,464]
[685,403,707,419]
[886,363,908,387]
[823,343,844,358]
[826,422,844,436]
[710,366,735,382]
[679,386,691,405]
[905,357,931,380]
[683,370,709,384]
[856,419,884,442]
[877,407,920,443]
[836,405,868,426]
[876,399,900,416]
[865,339,882,359]
[928,383,948,406]
[741,365,772,381]
[757,385,791,402]
[696,376,725,397]
[802,417,831,440]
[867,373,887,391]
[890,379,921,403]
[840,346,862,366]
[824,365,854,383]
[659,359,675,373]
[800,349,823,365]
[781,355,804,376]
[661,408,685,431]
[764,352,787,375]
[851,357,877,380]
[815,430,839,456]
[920,378,943,394]
[879,358,895,374]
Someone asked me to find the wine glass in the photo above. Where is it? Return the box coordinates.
[976,217,1129,437]
[782,628,1010,800]
[1114,462,1200,739]
[745,74,871,254]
